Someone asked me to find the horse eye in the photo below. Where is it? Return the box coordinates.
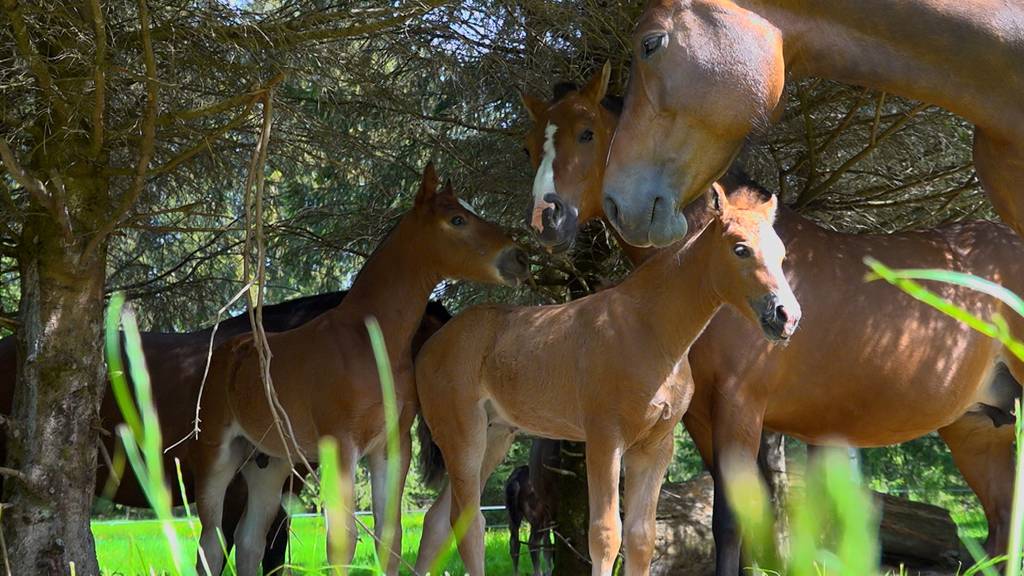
[641,33,667,59]
[733,244,752,259]
[522,147,530,158]
[451,215,466,227]
[579,129,594,143]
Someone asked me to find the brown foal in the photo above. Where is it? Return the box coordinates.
[522,73,1024,575]
[192,164,528,576]
[602,0,1024,246]
[416,186,799,575]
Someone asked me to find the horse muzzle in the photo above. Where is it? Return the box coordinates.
[602,168,688,248]
[497,247,531,287]
[527,193,579,254]
[755,294,801,342]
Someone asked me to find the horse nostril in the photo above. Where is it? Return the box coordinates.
[603,197,620,224]
[775,305,788,323]
[514,249,529,269]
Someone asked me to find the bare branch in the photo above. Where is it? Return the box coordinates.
[0,138,54,217]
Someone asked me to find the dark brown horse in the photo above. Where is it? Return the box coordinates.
[0,289,450,573]
[603,0,1024,246]
[522,73,1024,575]
[505,439,559,576]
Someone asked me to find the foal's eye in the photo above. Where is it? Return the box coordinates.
[733,244,752,259]
[522,146,530,158]
[641,33,667,59]
[451,215,466,227]
[579,129,594,143]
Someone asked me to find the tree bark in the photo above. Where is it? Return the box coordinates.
[758,431,790,553]
[3,197,107,575]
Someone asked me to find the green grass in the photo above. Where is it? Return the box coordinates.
[93,510,532,575]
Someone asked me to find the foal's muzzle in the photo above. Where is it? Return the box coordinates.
[755,294,801,342]
[497,247,531,286]
[528,193,579,253]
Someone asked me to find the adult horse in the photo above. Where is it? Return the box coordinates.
[0,281,451,573]
[417,186,799,575]
[523,74,1024,575]
[504,439,559,576]
[192,164,529,576]
[601,0,1024,247]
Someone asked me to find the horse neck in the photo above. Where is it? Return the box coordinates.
[734,0,1024,134]
[615,222,723,358]
[329,214,440,356]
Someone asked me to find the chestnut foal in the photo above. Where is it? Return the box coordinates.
[192,164,528,576]
[416,186,800,575]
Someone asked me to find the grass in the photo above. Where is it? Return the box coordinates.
[93,511,529,575]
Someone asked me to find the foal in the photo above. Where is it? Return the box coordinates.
[417,186,800,575]
[192,164,528,576]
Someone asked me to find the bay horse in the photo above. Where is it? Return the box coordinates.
[601,0,1024,247]
[192,163,529,576]
[504,439,559,576]
[521,74,1024,575]
[415,185,800,575]
[0,292,451,573]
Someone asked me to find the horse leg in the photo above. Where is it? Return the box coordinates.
[527,523,544,576]
[939,411,1015,556]
[368,429,413,576]
[220,475,247,566]
[712,404,767,576]
[585,436,623,576]
[234,457,292,576]
[509,513,523,575]
[443,404,489,575]
[974,128,1024,236]
[414,423,516,574]
[622,432,674,576]
[262,507,291,575]
[194,438,245,576]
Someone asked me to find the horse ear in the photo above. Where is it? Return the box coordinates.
[707,182,728,215]
[520,90,546,121]
[416,162,440,207]
[761,194,779,221]
[581,61,611,104]
[440,178,455,198]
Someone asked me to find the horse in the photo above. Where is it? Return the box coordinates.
[191,163,529,576]
[504,439,559,576]
[0,291,451,573]
[601,0,1024,247]
[521,73,1024,575]
[415,185,799,576]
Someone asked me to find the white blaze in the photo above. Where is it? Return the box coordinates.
[530,123,558,232]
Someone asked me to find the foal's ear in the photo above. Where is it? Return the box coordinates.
[706,182,729,215]
[520,90,546,122]
[416,162,440,207]
[581,61,611,104]
[440,178,455,198]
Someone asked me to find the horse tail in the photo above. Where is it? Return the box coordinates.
[416,414,446,489]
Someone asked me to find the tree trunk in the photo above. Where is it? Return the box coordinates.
[758,432,790,553]
[552,440,592,574]
[3,206,107,575]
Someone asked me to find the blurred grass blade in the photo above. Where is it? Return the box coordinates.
[319,437,351,575]
[105,293,194,575]
[366,316,402,574]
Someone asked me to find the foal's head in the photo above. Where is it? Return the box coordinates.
[703,185,800,341]
[412,163,530,287]
[603,0,786,248]
[520,63,619,253]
